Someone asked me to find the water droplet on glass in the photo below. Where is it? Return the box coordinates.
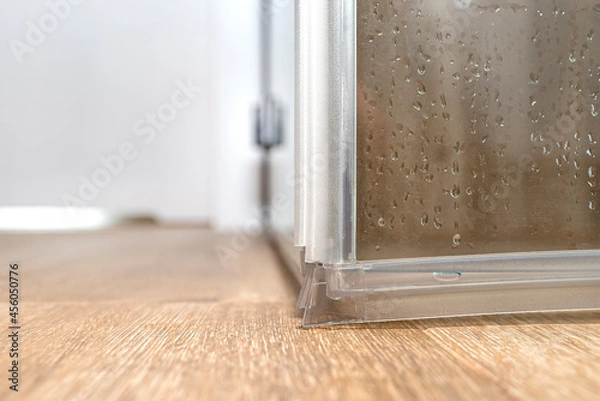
[450,184,460,198]
[433,272,461,282]
[530,96,537,106]
[529,73,539,84]
[420,213,429,226]
[378,217,386,227]
[440,94,447,108]
[542,144,551,155]
[483,60,491,72]
[452,234,462,246]
[495,115,505,127]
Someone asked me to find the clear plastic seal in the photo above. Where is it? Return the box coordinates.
[290,0,600,326]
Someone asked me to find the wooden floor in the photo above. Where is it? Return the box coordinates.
[0,227,599,401]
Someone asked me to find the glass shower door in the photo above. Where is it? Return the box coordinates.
[294,0,600,326]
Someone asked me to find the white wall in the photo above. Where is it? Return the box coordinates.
[0,0,264,224]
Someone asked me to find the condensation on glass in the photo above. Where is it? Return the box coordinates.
[357,0,600,260]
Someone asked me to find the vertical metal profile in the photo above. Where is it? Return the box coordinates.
[295,0,357,265]
[294,0,308,248]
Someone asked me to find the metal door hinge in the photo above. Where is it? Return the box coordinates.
[255,96,283,149]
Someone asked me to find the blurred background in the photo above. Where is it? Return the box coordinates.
[0,0,294,231]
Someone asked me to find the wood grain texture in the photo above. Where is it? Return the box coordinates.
[0,227,599,401]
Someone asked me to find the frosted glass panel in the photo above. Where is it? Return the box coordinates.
[357,0,600,259]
